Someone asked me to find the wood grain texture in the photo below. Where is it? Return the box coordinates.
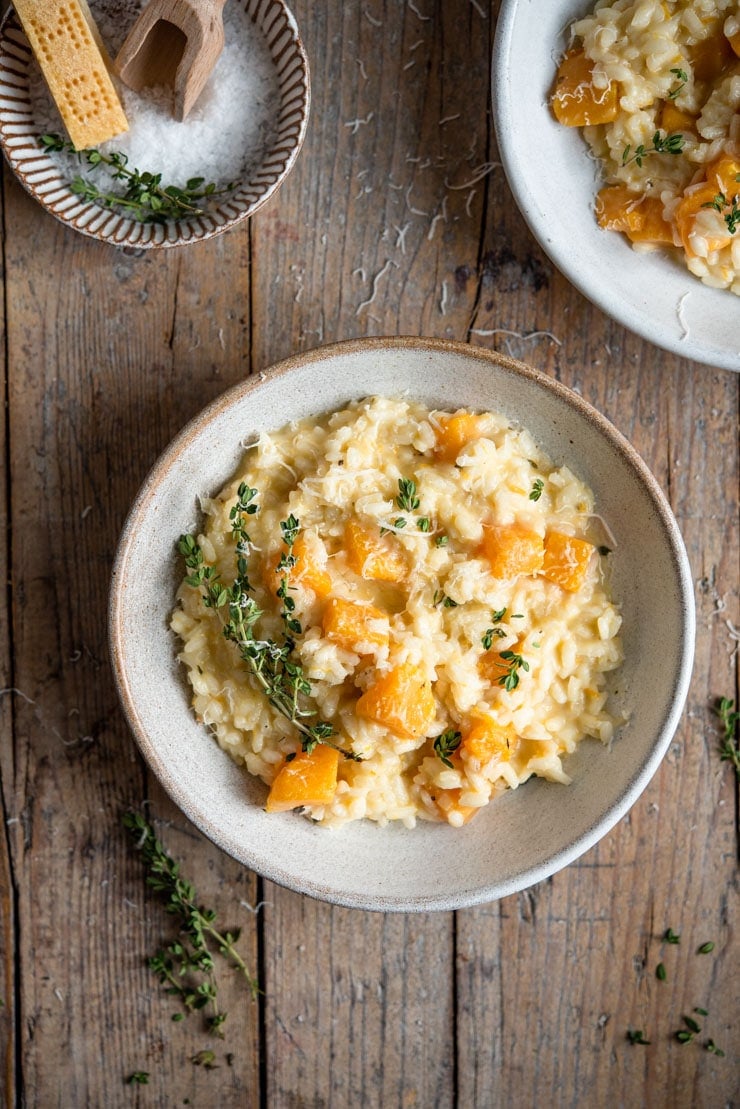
[0,0,738,1105]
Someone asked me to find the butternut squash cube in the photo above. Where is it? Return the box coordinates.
[542,532,594,592]
[355,662,436,739]
[674,155,740,255]
[551,49,619,127]
[265,745,340,813]
[595,186,674,244]
[659,102,697,135]
[265,532,332,598]
[322,597,389,653]
[462,716,518,763]
[479,523,544,580]
[434,411,486,463]
[344,518,407,583]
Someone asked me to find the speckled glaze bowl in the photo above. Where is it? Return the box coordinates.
[0,0,309,248]
[492,0,739,372]
[109,338,695,911]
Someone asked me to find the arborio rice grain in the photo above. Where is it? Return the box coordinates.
[553,0,740,294]
[171,397,624,829]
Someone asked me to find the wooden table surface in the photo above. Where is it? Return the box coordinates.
[0,1,738,1105]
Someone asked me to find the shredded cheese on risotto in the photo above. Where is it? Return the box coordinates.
[171,397,623,828]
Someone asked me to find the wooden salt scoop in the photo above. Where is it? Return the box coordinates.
[114,0,227,121]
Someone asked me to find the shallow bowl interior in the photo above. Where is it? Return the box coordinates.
[492,0,739,372]
[109,338,695,911]
[0,0,309,248]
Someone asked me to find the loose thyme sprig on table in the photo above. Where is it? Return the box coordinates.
[178,483,358,759]
[715,696,739,777]
[621,130,684,168]
[122,811,259,1036]
[40,133,235,222]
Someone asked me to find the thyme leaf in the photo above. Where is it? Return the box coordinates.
[40,132,235,222]
[716,697,739,776]
[667,67,688,100]
[396,477,420,512]
[621,130,684,168]
[497,650,530,692]
[433,728,462,768]
[529,478,544,501]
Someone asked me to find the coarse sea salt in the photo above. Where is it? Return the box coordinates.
[29,0,280,205]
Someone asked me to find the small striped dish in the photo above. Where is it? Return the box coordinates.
[0,0,310,248]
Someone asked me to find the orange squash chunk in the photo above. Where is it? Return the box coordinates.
[659,102,696,135]
[551,49,619,127]
[265,532,332,598]
[344,518,407,583]
[355,662,436,739]
[689,31,734,82]
[596,184,648,233]
[265,745,340,813]
[434,411,486,463]
[478,647,511,687]
[322,597,389,653]
[479,523,544,580]
[595,186,674,244]
[624,198,674,245]
[462,716,518,762]
[674,155,740,254]
[542,532,594,592]
[728,27,740,59]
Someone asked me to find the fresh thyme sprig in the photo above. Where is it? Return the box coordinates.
[396,477,420,512]
[701,188,740,236]
[626,1029,651,1046]
[482,607,509,649]
[667,66,688,100]
[497,650,530,692]
[122,811,259,1036]
[529,478,544,502]
[178,487,358,759]
[433,728,462,768]
[40,132,235,222]
[621,131,685,168]
[715,697,739,776]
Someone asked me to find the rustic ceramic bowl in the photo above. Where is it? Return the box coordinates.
[109,338,695,911]
[0,0,309,248]
[492,0,739,372]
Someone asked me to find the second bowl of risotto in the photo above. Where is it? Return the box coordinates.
[493,0,740,371]
[110,338,695,910]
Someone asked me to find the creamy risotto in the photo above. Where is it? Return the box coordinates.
[171,397,623,829]
[552,0,740,294]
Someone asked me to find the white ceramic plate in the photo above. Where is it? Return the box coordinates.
[109,338,695,912]
[492,0,740,372]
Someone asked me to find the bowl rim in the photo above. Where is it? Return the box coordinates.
[0,0,311,249]
[491,0,740,373]
[109,336,696,910]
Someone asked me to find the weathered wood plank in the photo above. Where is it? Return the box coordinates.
[0,167,18,1106]
[3,174,260,1104]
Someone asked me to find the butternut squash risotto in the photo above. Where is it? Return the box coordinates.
[552,0,740,294]
[171,397,623,828]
